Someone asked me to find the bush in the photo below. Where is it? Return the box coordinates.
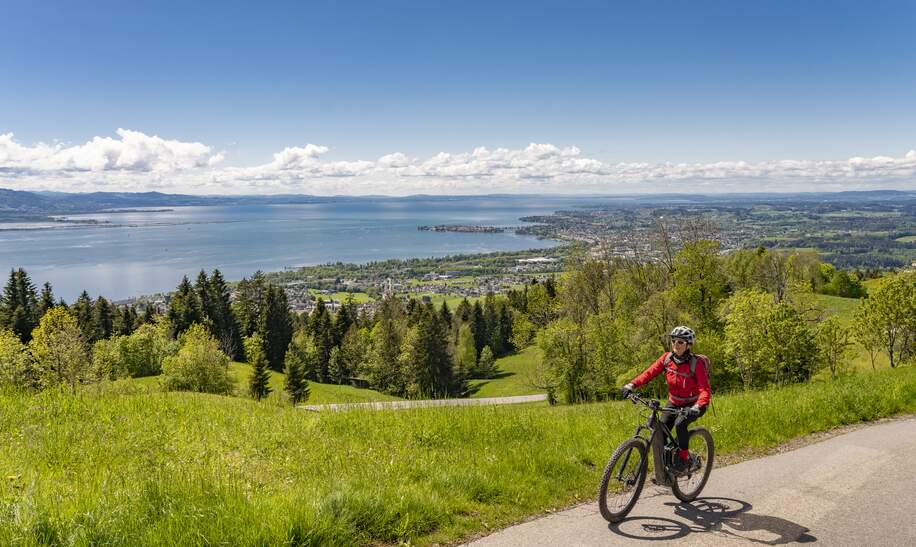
[28,307,90,392]
[0,328,32,389]
[161,324,235,395]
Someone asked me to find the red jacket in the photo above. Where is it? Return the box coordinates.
[631,352,711,407]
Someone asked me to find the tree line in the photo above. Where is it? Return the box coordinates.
[0,266,520,404]
[3,240,911,406]
[517,242,915,404]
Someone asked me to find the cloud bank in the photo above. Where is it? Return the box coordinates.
[1,129,914,195]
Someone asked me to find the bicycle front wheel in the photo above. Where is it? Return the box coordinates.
[598,438,648,522]
[671,427,714,502]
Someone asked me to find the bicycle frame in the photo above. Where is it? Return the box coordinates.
[627,393,686,487]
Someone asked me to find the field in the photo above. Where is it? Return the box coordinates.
[470,346,544,398]
[2,366,915,546]
[228,363,402,405]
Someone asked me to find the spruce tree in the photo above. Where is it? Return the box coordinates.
[497,303,515,355]
[73,291,95,343]
[0,269,39,343]
[333,297,354,348]
[141,304,156,324]
[38,282,55,318]
[92,296,114,341]
[478,346,497,379]
[483,294,498,352]
[259,285,293,372]
[339,324,366,382]
[167,276,202,339]
[439,301,452,328]
[455,298,472,323]
[405,308,454,397]
[328,346,345,384]
[194,270,213,322]
[283,344,310,404]
[113,305,137,336]
[208,269,242,360]
[232,271,267,338]
[245,334,272,401]
[309,298,333,381]
[472,301,487,356]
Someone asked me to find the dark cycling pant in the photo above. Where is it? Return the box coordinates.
[660,402,707,451]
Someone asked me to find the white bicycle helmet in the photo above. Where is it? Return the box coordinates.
[669,325,695,344]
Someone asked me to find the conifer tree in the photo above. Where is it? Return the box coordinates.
[477,345,497,379]
[283,344,310,404]
[340,324,367,381]
[208,269,242,360]
[328,346,345,384]
[287,329,319,380]
[232,271,267,338]
[92,296,114,341]
[309,298,333,381]
[401,308,455,397]
[113,305,138,336]
[194,270,214,322]
[439,301,452,328]
[333,297,355,348]
[0,268,39,343]
[259,285,293,372]
[167,276,202,339]
[38,282,55,318]
[245,334,272,401]
[455,298,472,323]
[496,302,515,355]
[72,291,95,343]
[472,301,488,356]
[366,308,403,394]
[141,304,156,324]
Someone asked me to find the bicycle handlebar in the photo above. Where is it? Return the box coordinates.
[626,391,690,416]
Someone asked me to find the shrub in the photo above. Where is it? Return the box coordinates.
[0,328,32,389]
[161,324,235,395]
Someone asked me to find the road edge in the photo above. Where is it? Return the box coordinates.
[450,411,916,547]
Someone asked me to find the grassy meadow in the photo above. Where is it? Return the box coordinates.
[469,346,544,398]
[3,366,916,546]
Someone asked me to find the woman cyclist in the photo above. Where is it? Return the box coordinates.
[620,325,711,474]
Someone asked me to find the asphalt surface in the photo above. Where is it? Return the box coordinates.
[467,416,916,546]
[299,393,546,411]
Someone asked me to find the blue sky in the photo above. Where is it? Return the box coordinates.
[2,0,915,195]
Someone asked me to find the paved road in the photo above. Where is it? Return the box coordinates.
[299,393,546,411]
[468,416,916,546]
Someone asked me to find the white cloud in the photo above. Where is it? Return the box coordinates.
[0,129,221,175]
[1,129,915,195]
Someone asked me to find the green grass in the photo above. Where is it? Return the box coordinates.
[229,362,401,405]
[469,346,545,398]
[93,365,402,406]
[895,235,916,243]
[815,294,860,325]
[308,290,375,304]
[3,367,915,546]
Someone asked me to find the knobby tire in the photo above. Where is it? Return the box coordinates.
[598,437,648,523]
[671,427,714,502]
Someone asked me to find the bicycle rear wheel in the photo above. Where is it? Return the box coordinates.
[598,438,648,522]
[671,427,714,502]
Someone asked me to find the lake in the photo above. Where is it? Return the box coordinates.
[0,195,609,301]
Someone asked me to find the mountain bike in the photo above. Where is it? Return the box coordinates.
[597,391,714,523]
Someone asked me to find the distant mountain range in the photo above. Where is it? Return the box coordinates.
[1,187,914,220]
